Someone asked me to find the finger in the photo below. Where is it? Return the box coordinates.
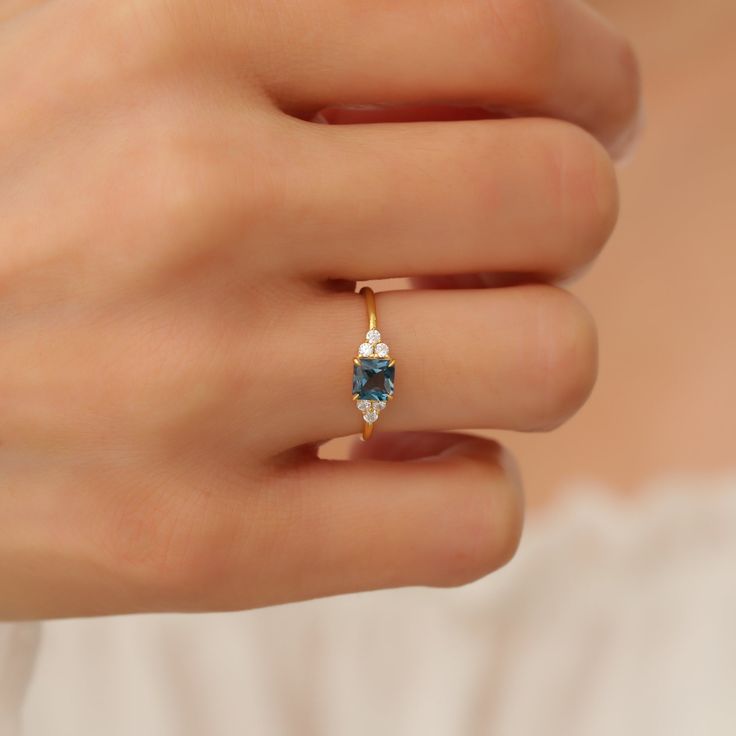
[0,433,521,616]
[273,284,597,446]
[230,0,641,152]
[286,118,618,282]
[207,434,523,607]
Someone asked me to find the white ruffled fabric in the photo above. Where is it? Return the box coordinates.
[3,475,736,736]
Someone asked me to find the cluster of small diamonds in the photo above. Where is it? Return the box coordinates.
[356,398,387,424]
[358,329,390,359]
[356,329,390,424]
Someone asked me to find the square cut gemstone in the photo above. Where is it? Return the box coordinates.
[353,359,395,402]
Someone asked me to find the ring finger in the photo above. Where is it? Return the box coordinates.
[273,284,597,446]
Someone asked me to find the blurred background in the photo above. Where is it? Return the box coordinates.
[504,0,736,505]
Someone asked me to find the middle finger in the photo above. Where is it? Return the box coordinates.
[286,117,618,282]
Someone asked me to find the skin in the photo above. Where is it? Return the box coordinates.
[0,0,639,619]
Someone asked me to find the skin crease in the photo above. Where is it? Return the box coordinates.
[499,0,736,504]
[0,0,639,619]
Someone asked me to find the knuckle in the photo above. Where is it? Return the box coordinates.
[132,493,241,609]
[122,110,286,258]
[101,3,179,77]
[528,288,598,430]
[100,481,242,610]
[541,122,620,270]
[134,124,221,235]
[114,1,190,70]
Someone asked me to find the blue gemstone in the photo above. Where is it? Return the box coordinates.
[352,359,395,402]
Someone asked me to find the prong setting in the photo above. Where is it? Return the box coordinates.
[354,288,395,439]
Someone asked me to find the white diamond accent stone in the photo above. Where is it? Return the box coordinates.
[363,411,379,424]
[374,401,387,411]
[356,400,371,412]
[358,343,373,357]
[375,343,389,357]
[366,329,381,345]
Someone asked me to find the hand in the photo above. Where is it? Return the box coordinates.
[0,0,639,618]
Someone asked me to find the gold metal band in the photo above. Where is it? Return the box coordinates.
[361,285,377,332]
[360,286,376,441]
[354,286,394,440]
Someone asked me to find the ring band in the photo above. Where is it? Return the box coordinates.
[352,287,396,441]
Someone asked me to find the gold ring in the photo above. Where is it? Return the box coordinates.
[351,287,396,440]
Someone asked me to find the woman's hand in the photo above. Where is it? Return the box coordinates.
[0,0,639,618]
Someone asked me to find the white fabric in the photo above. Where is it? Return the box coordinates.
[3,476,736,735]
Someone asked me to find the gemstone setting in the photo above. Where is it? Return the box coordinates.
[352,359,395,402]
[353,289,395,437]
[363,410,379,424]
